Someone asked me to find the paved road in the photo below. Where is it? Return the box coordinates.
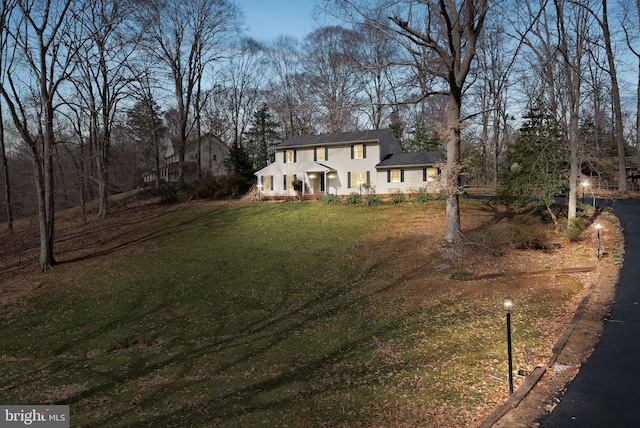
[539,199,640,427]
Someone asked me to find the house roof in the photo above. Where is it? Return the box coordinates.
[277,129,401,152]
[298,162,335,173]
[166,133,226,158]
[376,151,443,169]
[253,162,279,176]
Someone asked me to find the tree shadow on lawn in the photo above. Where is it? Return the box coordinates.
[58,208,227,266]
[1,201,505,425]
[34,275,416,427]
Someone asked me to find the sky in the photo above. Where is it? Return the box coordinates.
[240,0,321,43]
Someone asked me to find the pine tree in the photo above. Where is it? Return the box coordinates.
[126,96,167,187]
[402,120,441,152]
[245,104,280,169]
[227,142,255,181]
[498,105,568,223]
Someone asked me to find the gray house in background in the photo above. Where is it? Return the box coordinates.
[254,128,444,199]
[143,134,229,184]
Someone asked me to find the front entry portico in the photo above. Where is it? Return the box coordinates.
[299,162,335,198]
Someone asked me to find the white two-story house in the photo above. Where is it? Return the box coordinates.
[254,128,444,199]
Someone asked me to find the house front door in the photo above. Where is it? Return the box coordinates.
[308,172,326,195]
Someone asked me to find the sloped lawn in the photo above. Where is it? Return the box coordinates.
[0,200,608,426]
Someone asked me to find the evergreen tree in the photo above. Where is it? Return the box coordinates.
[245,104,280,169]
[498,105,568,223]
[126,96,167,187]
[227,141,255,181]
[402,119,441,152]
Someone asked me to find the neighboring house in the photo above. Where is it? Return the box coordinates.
[143,133,229,184]
[254,128,444,199]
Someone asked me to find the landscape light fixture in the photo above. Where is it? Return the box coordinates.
[596,223,602,260]
[581,180,590,204]
[503,296,514,395]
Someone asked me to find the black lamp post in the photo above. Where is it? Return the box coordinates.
[596,223,602,260]
[504,296,514,395]
[581,180,589,204]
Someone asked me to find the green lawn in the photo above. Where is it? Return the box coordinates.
[0,201,582,426]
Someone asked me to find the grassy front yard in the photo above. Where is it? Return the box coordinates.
[0,199,607,426]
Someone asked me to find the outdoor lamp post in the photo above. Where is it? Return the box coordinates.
[581,180,589,204]
[504,296,514,395]
[328,173,335,195]
[596,223,602,260]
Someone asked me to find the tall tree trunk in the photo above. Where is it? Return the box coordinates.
[445,90,462,242]
[602,0,627,192]
[390,0,488,244]
[195,61,203,180]
[0,101,13,230]
[96,131,109,219]
[153,129,161,189]
[0,0,75,271]
[141,83,162,188]
[555,0,583,220]
[42,102,57,270]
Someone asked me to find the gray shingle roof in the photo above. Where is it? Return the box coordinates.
[376,151,443,168]
[278,128,400,151]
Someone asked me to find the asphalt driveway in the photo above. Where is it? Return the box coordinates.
[539,199,640,427]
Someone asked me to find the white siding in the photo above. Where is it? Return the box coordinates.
[255,141,444,198]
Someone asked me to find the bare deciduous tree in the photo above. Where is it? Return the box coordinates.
[218,38,266,148]
[128,70,167,189]
[474,21,513,186]
[0,0,15,231]
[389,0,488,243]
[303,25,364,133]
[71,0,139,218]
[267,35,316,138]
[142,0,241,184]
[0,0,78,270]
[598,0,627,192]
[554,0,591,220]
[356,20,401,130]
